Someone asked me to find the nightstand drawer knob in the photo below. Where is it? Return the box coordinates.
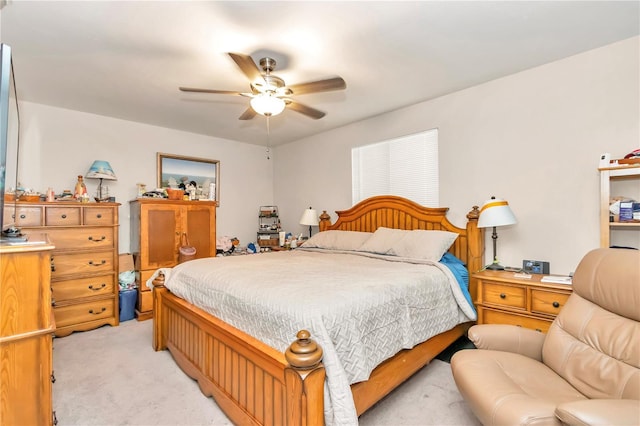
[553,301,560,308]
[500,293,506,299]
[61,214,67,219]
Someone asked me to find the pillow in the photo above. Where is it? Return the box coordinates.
[388,230,458,261]
[356,227,409,254]
[302,230,372,251]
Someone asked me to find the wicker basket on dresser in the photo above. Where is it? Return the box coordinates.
[4,201,120,337]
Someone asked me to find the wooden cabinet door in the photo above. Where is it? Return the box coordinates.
[140,204,180,269]
[183,204,216,259]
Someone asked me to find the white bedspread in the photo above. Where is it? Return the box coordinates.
[151,249,475,425]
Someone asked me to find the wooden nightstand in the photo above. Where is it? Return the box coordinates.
[472,270,573,332]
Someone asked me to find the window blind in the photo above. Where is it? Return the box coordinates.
[352,129,439,206]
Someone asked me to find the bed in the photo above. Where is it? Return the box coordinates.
[151,195,483,425]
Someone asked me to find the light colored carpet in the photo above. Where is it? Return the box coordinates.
[53,320,481,425]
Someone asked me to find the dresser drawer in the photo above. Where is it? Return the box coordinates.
[46,206,81,226]
[531,289,570,316]
[84,208,114,225]
[52,275,115,302]
[54,298,115,327]
[51,251,114,278]
[482,282,526,309]
[481,308,552,332]
[45,227,114,250]
[4,206,43,227]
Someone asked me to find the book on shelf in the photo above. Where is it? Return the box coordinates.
[541,275,572,285]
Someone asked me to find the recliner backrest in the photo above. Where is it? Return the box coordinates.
[542,248,640,400]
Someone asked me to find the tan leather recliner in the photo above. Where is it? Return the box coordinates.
[451,248,640,425]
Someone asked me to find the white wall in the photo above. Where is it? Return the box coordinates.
[274,36,640,275]
[18,102,274,251]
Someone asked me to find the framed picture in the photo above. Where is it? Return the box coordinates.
[157,153,220,202]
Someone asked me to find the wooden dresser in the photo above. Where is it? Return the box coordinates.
[130,199,216,320]
[0,235,56,425]
[4,201,120,337]
[473,270,573,332]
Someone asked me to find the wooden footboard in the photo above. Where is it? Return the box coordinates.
[153,280,325,426]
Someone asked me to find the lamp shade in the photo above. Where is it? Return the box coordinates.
[250,93,286,116]
[477,197,516,228]
[86,160,117,181]
[299,208,319,226]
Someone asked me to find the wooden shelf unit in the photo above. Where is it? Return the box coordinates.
[599,163,640,248]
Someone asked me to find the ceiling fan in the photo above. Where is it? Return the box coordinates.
[179,53,346,120]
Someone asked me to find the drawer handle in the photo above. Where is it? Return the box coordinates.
[88,283,107,291]
[61,214,67,219]
[88,236,106,242]
[50,256,56,272]
[97,214,102,218]
[51,298,56,307]
[500,293,506,299]
[19,214,26,219]
[552,301,560,308]
[51,372,56,383]
[89,307,106,315]
[88,260,106,266]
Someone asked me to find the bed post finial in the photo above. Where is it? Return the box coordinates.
[285,330,323,369]
[467,205,480,221]
[318,210,332,232]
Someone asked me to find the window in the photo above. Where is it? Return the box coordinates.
[352,129,438,206]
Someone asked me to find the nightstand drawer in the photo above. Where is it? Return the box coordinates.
[482,282,526,309]
[531,289,570,316]
[482,308,552,333]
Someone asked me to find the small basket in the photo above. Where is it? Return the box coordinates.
[19,194,41,202]
[166,188,184,200]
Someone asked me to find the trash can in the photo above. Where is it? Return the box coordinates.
[119,289,137,322]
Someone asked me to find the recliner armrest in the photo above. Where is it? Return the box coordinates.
[467,324,545,361]
[555,399,640,425]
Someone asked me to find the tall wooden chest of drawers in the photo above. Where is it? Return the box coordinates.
[4,201,120,336]
[0,235,56,425]
[130,199,216,320]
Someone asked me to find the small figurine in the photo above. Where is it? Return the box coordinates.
[74,175,87,199]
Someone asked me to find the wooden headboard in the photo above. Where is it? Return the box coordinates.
[318,195,484,300]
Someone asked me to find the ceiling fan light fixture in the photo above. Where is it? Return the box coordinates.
[250,93,286,116]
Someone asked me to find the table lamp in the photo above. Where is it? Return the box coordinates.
[86,160,117,202]
[478,196,517,270]
[299,207,319,238]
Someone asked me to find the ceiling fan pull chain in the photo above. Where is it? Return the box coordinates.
[266,116,271,160]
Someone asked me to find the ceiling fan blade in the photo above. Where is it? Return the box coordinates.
[239,107,257,120]
[228,52,266,85]
[286,101,326,119]
[179,87,243,95]
[286,77,346,95]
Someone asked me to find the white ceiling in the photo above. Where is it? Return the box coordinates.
[1,1,638,146]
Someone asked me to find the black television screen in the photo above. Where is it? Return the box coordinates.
[0,43,21,236]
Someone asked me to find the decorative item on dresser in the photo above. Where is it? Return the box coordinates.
[3,201,120,337]
[85,160,117,202]
[0,235,56,425]
[473,269,572,332]
[129,198,216,320]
